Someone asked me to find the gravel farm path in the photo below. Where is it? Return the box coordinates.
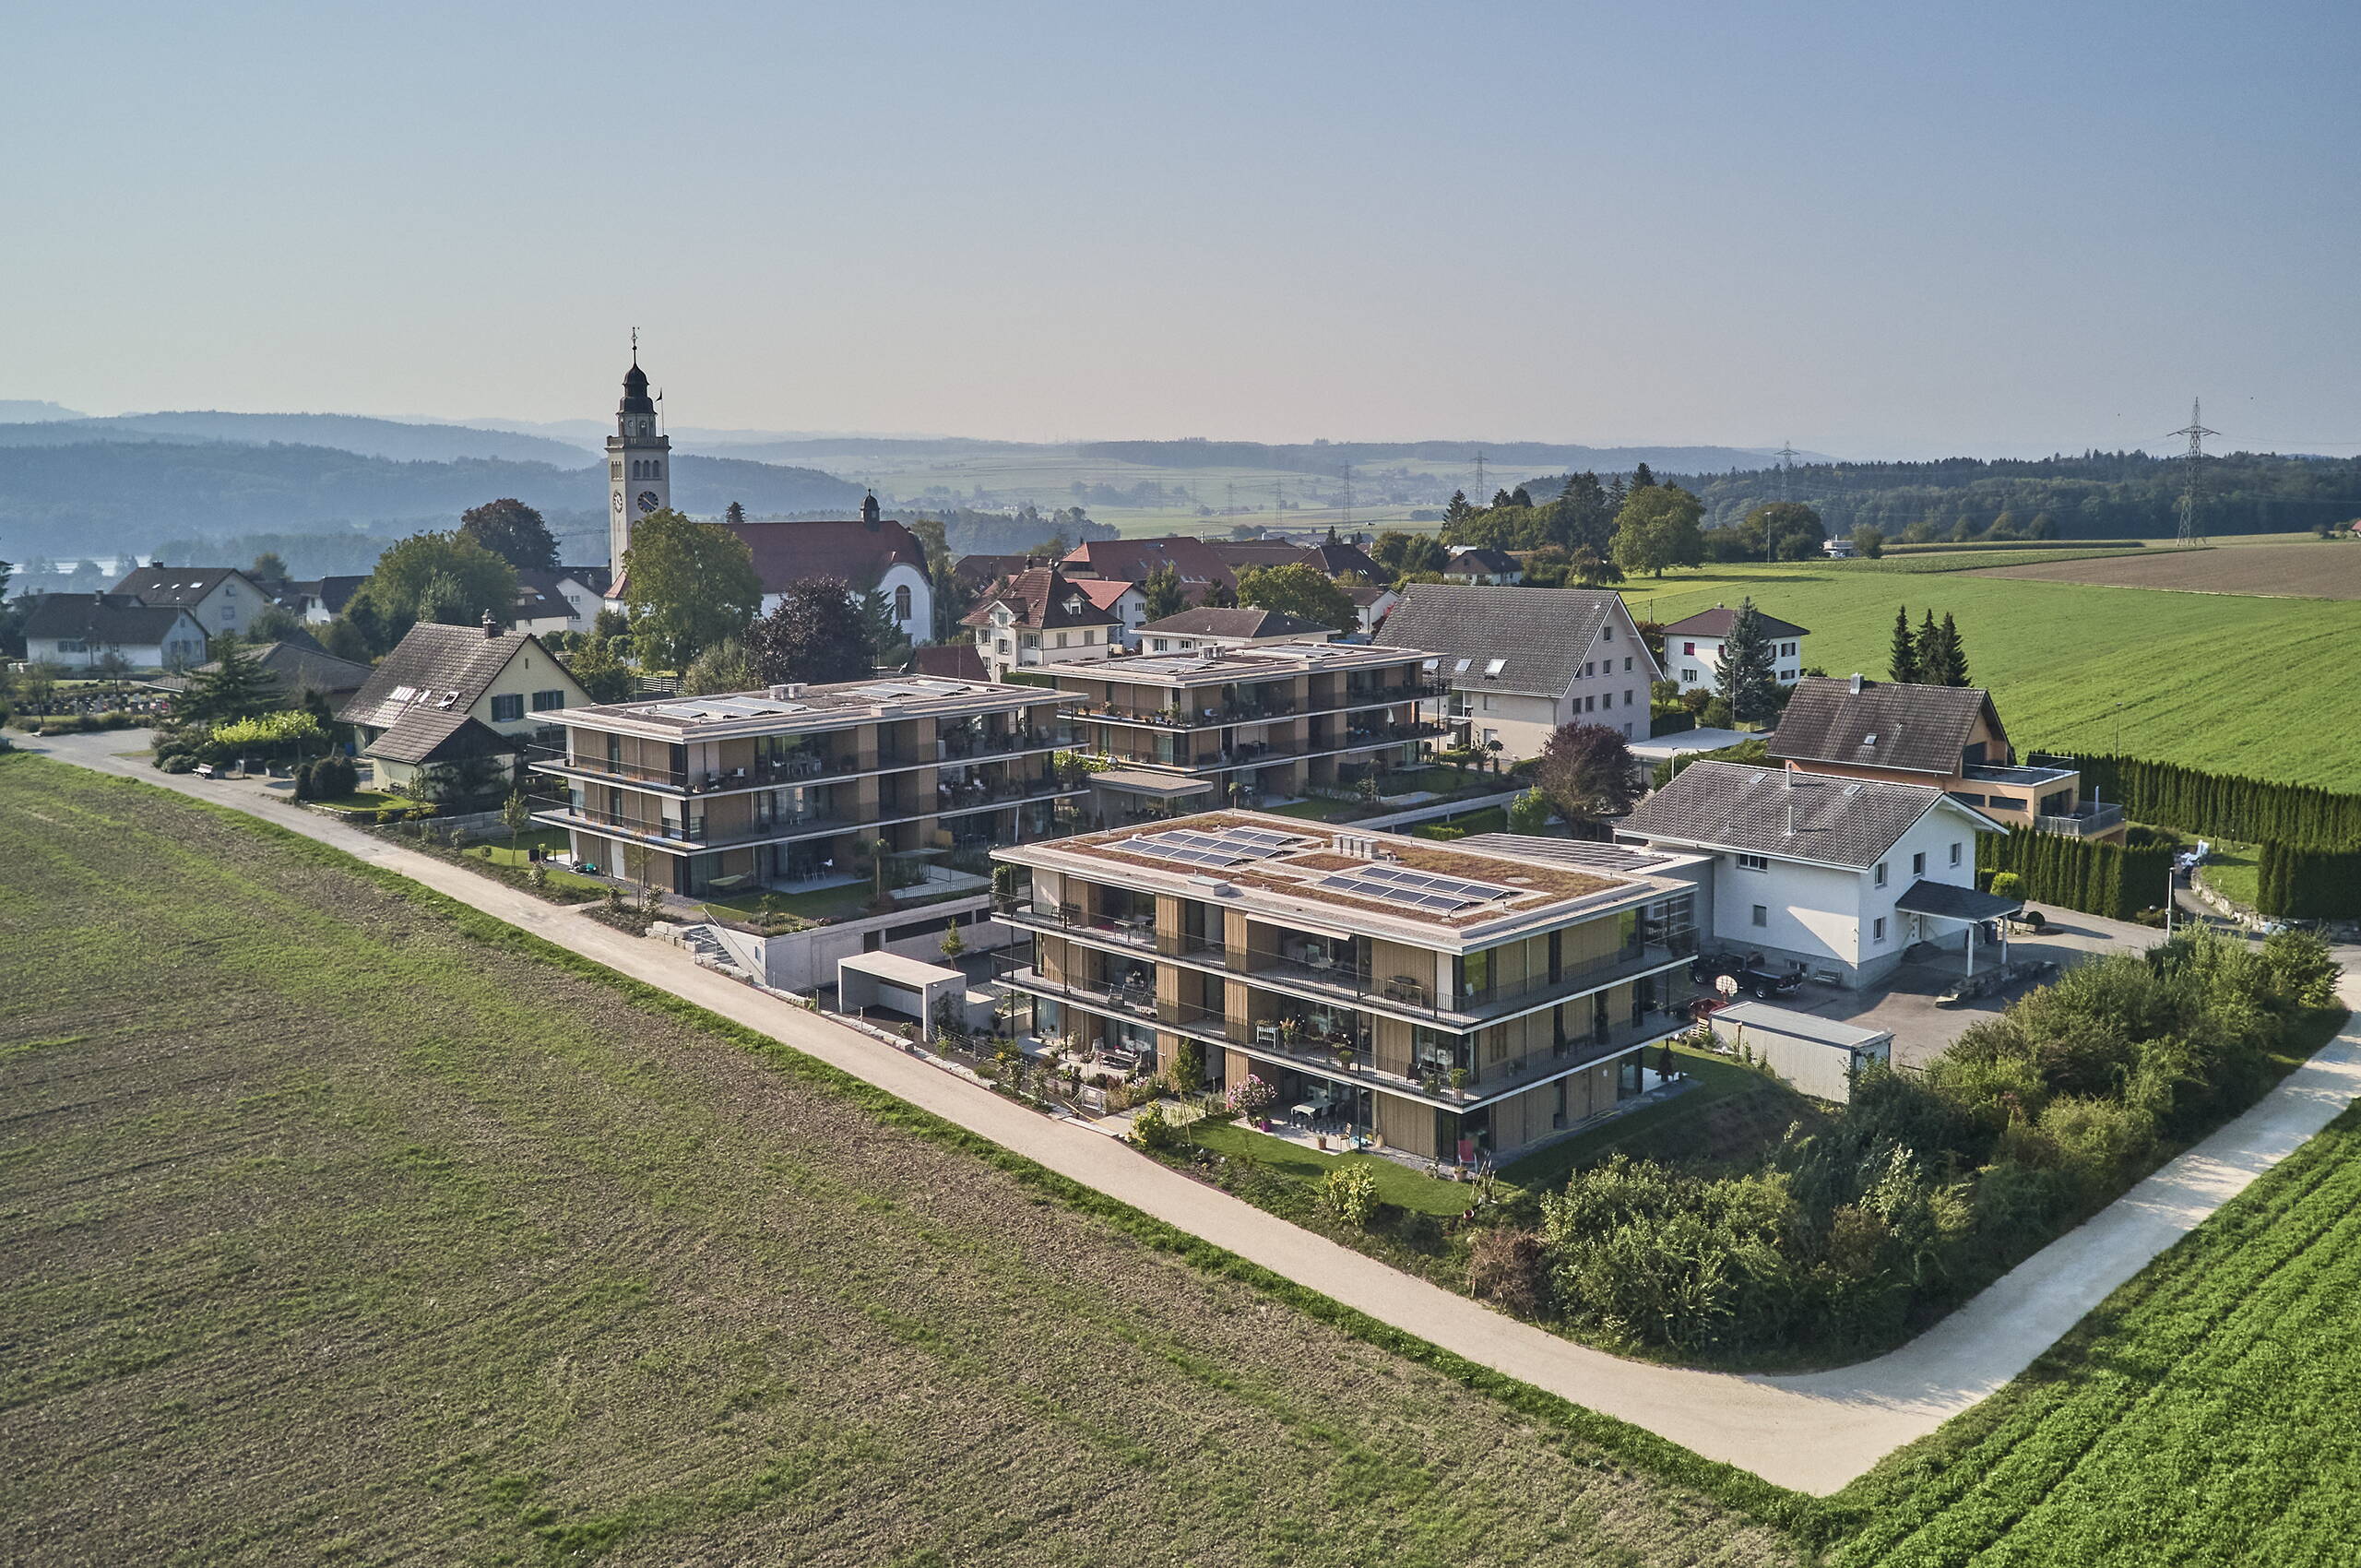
[22,730,2361,1497]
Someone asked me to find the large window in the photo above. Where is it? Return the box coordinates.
[490,693,524,723]
[894,585,912,621]
[530,688,566,711]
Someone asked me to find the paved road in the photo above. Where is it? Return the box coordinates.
[18,731,2361,1497]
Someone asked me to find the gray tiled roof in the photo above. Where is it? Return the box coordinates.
[1767,677,2006,778]
[961,567,1122,630]
[363,710,521,766]
[1374,584,1630,697]
[110,565,258,607]
[1620,760,1953,869]
[1660,604,1809,639]
[24,593,198,646]
[1138,606,1332,640]
[338,621,568,730]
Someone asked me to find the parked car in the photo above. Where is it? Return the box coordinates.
[1690,951,1807,1001]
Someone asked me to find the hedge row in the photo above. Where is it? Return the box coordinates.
[1977,829,2171,921]
[2257,843,2361,921]
[2044,753,2361,849]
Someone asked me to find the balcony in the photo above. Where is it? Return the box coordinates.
[2035,801,2126,837]
[1253,932,1693,1025]
[995,960,1695,1111]
[549,804,861,849]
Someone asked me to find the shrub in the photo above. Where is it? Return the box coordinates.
[1506,788,1550,836]
[1130,1104,1184,1151]
[1317,1165,1380,1229]
[1225,1074,1276,1119]
[1988,871,2025,901]
[1465,1227,1551,1318]
[1169,1038,1204,1096]
[374,808,402,826]
[2260,929,2340,1008]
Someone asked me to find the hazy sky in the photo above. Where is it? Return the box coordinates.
[14,1,2358,458]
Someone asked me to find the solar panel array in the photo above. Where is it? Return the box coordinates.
[1316,860,1516,913]
[1116,826,1305,869]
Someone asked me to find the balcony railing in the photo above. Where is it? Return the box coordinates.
[2035,801,2126,837]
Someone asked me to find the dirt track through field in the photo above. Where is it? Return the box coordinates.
[1973,540,2361,598]
[19,731,2361,1501]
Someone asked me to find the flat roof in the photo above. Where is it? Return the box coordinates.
[1058,640,1424,688]
[838,950,967,987]
[557,675,1073,741]
[998,810,1691,949]
[1711,1003,1892,1050]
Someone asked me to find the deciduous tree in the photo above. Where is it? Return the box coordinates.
[349,532,519,652]
[621,509,762,671]
[747,577,872,686]
[1533,722,1640,830]
[1236,562,1356,633]
[458,497,560,571]
[1610,484,1706,579]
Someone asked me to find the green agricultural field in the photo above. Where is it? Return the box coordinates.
[0,755,1802,1567]
[1614,557,2361,788]
[1826,1101,2361,1567]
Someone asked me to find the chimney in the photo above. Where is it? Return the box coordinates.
[1848,671,1863,694]
[481,609,501,639]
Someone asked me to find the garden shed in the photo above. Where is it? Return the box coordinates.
[1707,1003,1892,1103]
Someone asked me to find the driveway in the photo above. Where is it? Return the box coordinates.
[1771,908,2165,1069]
[18,729,2361,1497]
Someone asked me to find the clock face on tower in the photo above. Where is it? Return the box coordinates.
[636,490,660,515]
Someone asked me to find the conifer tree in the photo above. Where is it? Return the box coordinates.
[179,638,277,727]
[1887,604,1919,683]
[1915,610,1940,678]
[1936,612,1971,686]
[1714,598,1781,725]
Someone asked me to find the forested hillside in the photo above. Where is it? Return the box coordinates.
[1527,451,2361,539]
[0,440,862,559]
[0,410,593,465]
[1081,437,1796,477]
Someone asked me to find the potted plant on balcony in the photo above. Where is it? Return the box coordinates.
[1449,1066,1471,1100]
[1274,1016,1303,1052]
[1334,1041,1358,1075]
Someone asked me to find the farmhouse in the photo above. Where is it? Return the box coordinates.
[1619,759,2014,989]
[23,594,208,672]
[992,812,1707,1163]
[1136,605,1337,655]
[1660,604,1809,690]
[1442,547,1523,585]
[1769,675,2128,842]
[1375,583,1660,757]
[337,614,586,795]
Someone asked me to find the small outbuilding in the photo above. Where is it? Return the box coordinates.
[836,951,984,1034]
[1707,1002,1892,1103]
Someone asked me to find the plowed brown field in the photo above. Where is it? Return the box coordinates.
[1973,540,2361,598]
[0,756,1800,1568]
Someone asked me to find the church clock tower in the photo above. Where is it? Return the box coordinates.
[605,342,671,571]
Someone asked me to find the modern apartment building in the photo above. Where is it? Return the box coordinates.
[531,673,1079,897]
[1041,639,1446,825]
[993,814,1704,1163]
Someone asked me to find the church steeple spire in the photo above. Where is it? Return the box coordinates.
[605,333,671,570]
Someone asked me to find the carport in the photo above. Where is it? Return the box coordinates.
[1894,880,2025,976]
[836,951,970,1032]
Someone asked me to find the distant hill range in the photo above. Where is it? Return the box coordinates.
[0,431,863,562]
[0,410,594,467]
[0,400,86,423]
[1075,438,1817,477]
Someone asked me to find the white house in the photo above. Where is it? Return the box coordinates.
[961,566,1123,683]
[1660,604,1809,690]
[1442,547,1523,585]
[108,565,270,639]
[1074,577,1149,648]
[1136,605,1338,656]
[1821,537,1857,559]
[1619,760,2015,989]
[613,501,934,647]
[23,594,208,671]
[1375,583,1661,758]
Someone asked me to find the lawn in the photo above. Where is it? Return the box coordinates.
[2195,839,2261,910]
[1825,1099,2361,1567]
[309,787,427,814]
[0,754,1805,1566]
[1185,1118,1486,1216]
[1498,1044,1811,1191]
[470,826,612,894]
[1611,557,2361,788]
[699,880,884,928]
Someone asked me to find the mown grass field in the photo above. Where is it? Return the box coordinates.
[0,755,1803,1568]
[1826,1099,2361,1567]
[1613,552,2361,787]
